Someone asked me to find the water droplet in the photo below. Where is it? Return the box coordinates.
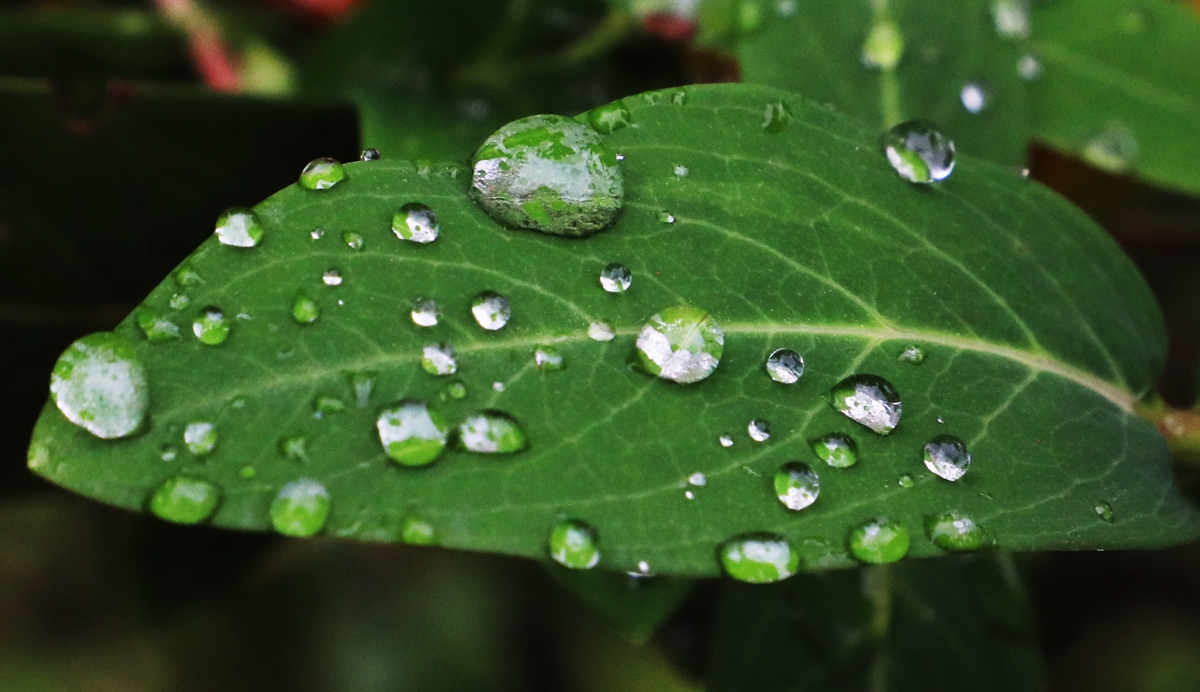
[898,474,915,488]
[377,401,449,467]
[657,210,676,224]
[150,476,220,524]
[342,231,364,250]
[884,120,955,183]
[174,264,203,287]
[1083,124,1138,173]
[347,372,373,408]
[136,307,181,343]
[718,533,799,583]
[470,114,623,236]
[774,462,820,511]
[270,479,330,537]
[898,345,925,364]
[926,512,989,551]
[849,517,910,564]
[810,433,858,468]
[240,466,256,478]
[160,444,178,462]
[50,332,148,439]
[587,321,615,342]
[599,263,633,293]
[293,295,320,325]
[534,346,564,371]
[829,374,902,435]
[360,148,380,161]
[719,434,734,448]
[587,100,631,134]
[169,293,190,310]
[762,100,793,132]
[492,381,505,392]
[214,207,263,248]
[310,228,324,240]
[1017,54,1041,80]
[401,514,437,545]
[635,306,724,384]
[313,395,346,416]
[670,90,687,106]
[447,380,467,399]
[673,164,688,177]
[298,157,346,191]
[278,435,308,461]
[688,472,707,487]
[991,0,1030,39]
[924,435,971,481]
[471,291,511,330]
[1094,501,1114,523]
[748,419,770,442]
[192,307,230,345]
[183,421,216,456]
[765,348,804,383]
[684,490,695,500]
[421,343,457,376]
[322,269,343,286]
[548,519,600,569]
[960,83,987,114]
[392,203,440,243]
[459,411,527,454]
[409,299,439,327]
[862,19,903,70]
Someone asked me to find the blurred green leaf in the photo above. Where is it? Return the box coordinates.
[545,566,696,643]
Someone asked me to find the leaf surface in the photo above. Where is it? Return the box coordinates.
[27,83,1200,577]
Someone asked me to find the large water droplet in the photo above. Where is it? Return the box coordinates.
[548,519,601,569]
[774,462,820,511]
[762,100,793,132]
[1083,124,1138,173]
[193,307,230,345]
[718,533,799,583]
[214,207,263,248]
[748,419,770,442]
[599,263,632,293]
[401,515,437,545]
[150,476,220,524]
[411,299,439,327]
[635,306,724,384]
[459,411,527,453]
[830,374,902,435]
[184,421,217,456]
[293,295,320,325]
[924,434,971,481]
[392,203,440,243]
[343,231,364,250]
[991,0,1030,39]
[377,401,449,467]
[884,121,955,183]
[587,320,615,341]
[298,157,346,191]
[765,348,804,383]
[849,517,910,564]
[926,512,989,551]
[136,307,181,343]
[422,343,457,375]
[862,19,903,70]
[470,114,623,236]
[587,100,631,134]
[810,433,858,468]
[471,291,511,331]
[322,269,343,286]
[1094,501,1114,523]
[270,479,330,537]
[960,83,987,114]
[50,332,148,439]
[534,346,564,371]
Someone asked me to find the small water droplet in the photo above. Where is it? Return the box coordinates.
[587,321,615,341]
[392,203,440,243]
[534,346,564,371]
[471,291,511,330]
[215,207,263,248]
[829,374,902,435]
[136,306,181,343]
[240,466,256,478]
[1094,501,1114,523]
[599,263,632,293]
[548,519,601,569]
[459,411,527,453]
[298,157,346,191]
[748,419,770,442]
[587,100,631,134]
[657,210,676,224]
[898,345,925,364]
[360,148,380,161]
[810,433,858,468]
[634,560,652,577]
[174,264,203,287]
[322,269,343,286]
[160,444,178,462]
[1083,123,1138,173]
[884,120,955,183]
[279,435,309,461]
[673,164,688,177]
[492,381,505,392]
[409,299,439,327]
[898,473,915,488]
[377,401,450,467]
[719,434,734,448]
[684,490,695,500]
[670,90,687,106]
[342,231,364,250]
[718,533,799,583]
[862,19,903,70]
[991,0,1030,39]
[421,343,457,375]
[688,472,707,486]
[293,295,320,325]
[960,83,987,114]
[447,380,467,399]
[635,306,724,384]
[192,307,230,345]
[470,114,623,236]
[1017,54,1041,80]
[774,462,820,511]
[765,348,804,383]
[183,421,216,456]
[926,512,989,551]
[615,153,625,161]
[50,333,148,439]
[270,479,330,537]
[924,435,971,481]
[313,395,346,416]
[849,517,910,564]
[169,293,190,310]
[762,100,793,132]
[401,514,437,545]
[150,476,220,524]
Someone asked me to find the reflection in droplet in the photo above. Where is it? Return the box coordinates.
[193,307,230,345]
[49,332,148,439]
[293,295,320,325]
[599,263,632,293]
[924,435,971,481]
[170,293,190,310]
[765,348,804,383]
[718,533,799,583]
[322,270,343,286]
[137,307,181,343]
[421,343,457,376]
[184,422,217,456]
[298,157,346,191]
[459,411,527,453]
[926,512,989,551]
[471,291,511,330]
[829,374,902,435]
[534,346,564,371]
[898,345,925,364]
[657,211,675,224]
[587,100,631,134]
[748,419,770,442]
[410,299,438,327]
[762,100,793,132]
[1094,501,1114,523]
[884,121,955,183]
[774,462,820,511]
[343,231,364,250]
[360,148,380,161]
[549,519,601,569]
[960,83,986,114]
[377,401,450,467]
[810,433,857,468]
[401,515,437,545]
[392,203,440,243]
[278,435,308,461]
[150,476,220,525]
[719,434,734,448]
[270,479,330,537]
[1083,124,1138,173]
[215,207,263,247]
[635,306,724,384]
[849,517,910,564]
[673,164,688,178]
[587,321,615,342]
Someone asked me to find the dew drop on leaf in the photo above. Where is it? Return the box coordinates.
[184,421,217,456]
[359,148,380,162]
[634,306,724,384]
[446,380,467,399]
[214,207,263,248]
[748,419,770,442]
[342,231,364,250]
[688,472,707,487]
[278,435,308,461]
[774,462,820,511]
[884,120,955,183]
[991,0,1030,39]
[765,348,804,383]
[719,434,734,448]
[169,293,190,310]
[898,473,915,488]
[810,432,858,468]
[673,164,688,178]
[149,476,220,525]
[292,295,320,325]
[458,411,528,454]
[471,291,511,331]
[849,517,910,564]
[548,519,601,569]
[322,269,343,286]
[159,445,178,462]
[270,479,330,537]
[534,346,564,371]
[1083,123,1138,173]
[898,345,925,364]
[925,512,989,551]
[411,299,439,327]
[924,434,971,481]
[310,228,324,240]
[960,83,987,114]
[298,157,346,191]
[657,210,676,224]
[136,307,181,343]
[587,320,615,342]
[587,100,631,134]
[718,533,799,583]
[829,374,902,435]
[599,263,632,293]
[192,307,230,345]
[762,100,793,132]
[392,203,440,243]
[1094,501,1115,523]
[174,263,203,287]
[376,401,450,467]
[401,514,437,545]
[422,343,457,376]
[49,332,148,439]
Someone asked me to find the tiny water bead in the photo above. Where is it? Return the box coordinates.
[898,474,915,488]
[657,211,676,224]
[810,433,858,468]
[313,395,346,417]
[360,148,380,161]
[270,479,330,537]
[174,264,202,287]
[214,207,264,248]
[343,231,364,250]
[169,293,190,310]
[924,435,971,481]
[635,306,724,384]
[599,263,632,293]
[298,157,346,191]
[470,114,623,237]
[673,164,688,178]
[471,291,511,331]
[293,295,320,325]
[748,419,770,442]
[765,348,804,384]
[898,345,925,364]
[392,203,439,243]
[926,512,989,551]
[830,374,902,435]
[184,421,217,456]
[587,321,615,342]
[279,435,308,461]
[136,307,180,343]
[492,381,506,392]
[1083,124,1138,173]
[322,270,343,286]
[149,476,220,525]
[774,462,820,511]
[50,332,148,439]
[459,411,527,453]
[849,517,910,564]
[1018,54,1041,80]
[160,445,179,462]
[884,120,955,183]
[1094,501,1114,523]
[534,346,564,371]
[960,83,987,114]
[310,228,324,240]
[991,0,1030,40]
[688,472,707,487]
[762,100,793,132]
[587,100,631,134]
[376,401,450,467]
[447,380,467,399]
[719,434,734,448]
[401,515,437,545]
[193,307,230,345]
[862,18,903,70]
[411,299,439,327]
[422,344,458,375]
[718,533,799,584]
[548,520,601,569]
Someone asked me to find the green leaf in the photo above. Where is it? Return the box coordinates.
[545,566,696,644]
[708,555,1043,691]
[1030,0,1200,196]
[27,83,1200,578]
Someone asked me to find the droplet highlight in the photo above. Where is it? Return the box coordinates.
[459,411,527,454]
[884,120,955,183]
[150,476,220,524]
[184,421,217,456]
[270,479,330,537]
[829,374,902,435]
[810,433,858,468]
[762,100,793,132]
[322,269,343,286]
[548,519,601,569]
[192,307,230,345]
[376,401,450,467]
[298,157,346,191]
[411,299,439,327]
[136,307,181,343]
[849,517,910,564]
[898,345,925,364]
[421,343,457,376]
[599,263,632,293]
[748,419,770,443]
[392,203,440,243]
[50,332,148,439]
[774,462,820,511]
[293,295,320,325]
[587,321,615,342]
[924,435,971,481]
[634,306,724,384]
[534,346,564,371]
[471,291,511,331]
[718,533,799,584]
[214,207,263,248]
[587,100,631,134]
[926,512,989,551]
[960,83,986,114]
[1083,124,1138,173]
[765,348,804,384]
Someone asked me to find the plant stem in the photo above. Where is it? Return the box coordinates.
[863,564,893,692]
[1138,400,1200,465]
